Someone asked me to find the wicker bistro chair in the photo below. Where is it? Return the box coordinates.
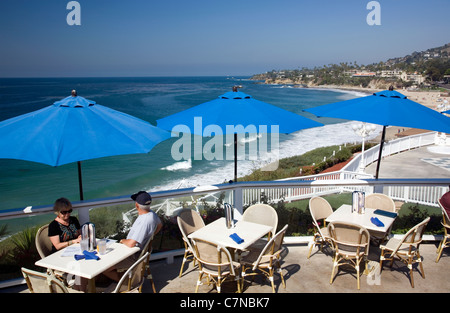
[35,224,70,285]
[242,204,278,240]
[365,193,397,245]
[111,252,149,293]
[365,193,397,212]
[327,222,370,290]
[436,201,450,263]
[177,209,205,277]
[21,267,83,293]
[241,204,279,256]
[191,238,241,293]
[379,217,430,288]
[241,224,288,293]
[139,237,156,292]
[115,236,156,292]
[35,224,53,259]
[307,197,334,259]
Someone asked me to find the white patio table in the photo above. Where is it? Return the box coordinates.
[188,217,273,251]
[325,204,397,234]
[35,241,139,293]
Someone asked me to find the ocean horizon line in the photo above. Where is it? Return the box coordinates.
[0,75,255,80]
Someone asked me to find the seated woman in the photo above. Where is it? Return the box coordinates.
[48,197,86,291]
[48,197,82,252]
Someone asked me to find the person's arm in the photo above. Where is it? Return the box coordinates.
[154,221,163,236]
[48,221,78,250]
[49,235,75,250]
[120,238,138,248]
[121,220,163,248]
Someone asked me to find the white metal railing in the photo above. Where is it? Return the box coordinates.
[255,131,444,207]
[246,170,373,205]
[342,131,436,173]
[2,178,450,223]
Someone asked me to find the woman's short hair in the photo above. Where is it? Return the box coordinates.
[53,197,72,214]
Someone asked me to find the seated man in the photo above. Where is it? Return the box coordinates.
[104,191,162,282]
[120,191,162,249]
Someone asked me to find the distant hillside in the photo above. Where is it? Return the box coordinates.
[252,43,450,89]
[386,43,450,67]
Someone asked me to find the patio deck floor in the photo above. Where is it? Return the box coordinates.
[4,240,448,296]
[143,241,450,294]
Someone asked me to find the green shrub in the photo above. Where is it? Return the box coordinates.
[242,144,360,181]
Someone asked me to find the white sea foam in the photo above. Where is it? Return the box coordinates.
[307,87,369,99]
[161,158,192,171]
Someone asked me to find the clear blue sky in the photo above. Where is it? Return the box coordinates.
[0,0,449,77]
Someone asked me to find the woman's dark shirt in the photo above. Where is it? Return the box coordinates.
[48,216,81,253]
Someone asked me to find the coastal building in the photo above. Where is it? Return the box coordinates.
[400,72,425,85]
[352,72,376,77]
[379,69,402,78]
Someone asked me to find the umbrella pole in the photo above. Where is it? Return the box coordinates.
[234,133,238,183]
[375,126,386,179]
[77,161,84,200]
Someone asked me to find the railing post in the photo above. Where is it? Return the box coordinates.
[78,206,90,225]
[404,185,410,203]
[233,187,243,215]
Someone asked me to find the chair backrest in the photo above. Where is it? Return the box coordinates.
[139,236,154,259]
[388,217,430,257]
[391,217,430,255]
[365,193,396,212]
[242,204,278,235]
[177,209,205,237]
[191,239,236,276]
[438,199,450,228]
[138,236,154,279]
[35,224,53,259]
[253,224,288,270]
[309,197,333,221]
[327,222,370,256]
[21,267,68,293]
[113,252,149,293]
[309,197,333,235]
[177,209,205,253]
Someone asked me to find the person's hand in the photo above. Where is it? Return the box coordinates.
[72,235,81,244]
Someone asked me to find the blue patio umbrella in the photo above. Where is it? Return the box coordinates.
[305,87,450,178]
[0,91,171,200]
[157,88,323,182]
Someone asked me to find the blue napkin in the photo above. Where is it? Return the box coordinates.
[371,217,385,227]
[74,250,100,261]
[74,254,85,260]
[229,233,244,244]
[83,250,100,260]
[374,209,398,218]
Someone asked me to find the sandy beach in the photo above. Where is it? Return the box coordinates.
[400,89,449,110]
[268,79,450,112]
[313,85,449,111]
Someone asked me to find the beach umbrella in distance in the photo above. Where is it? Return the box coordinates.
[0,90,171,200]
[304,87,450,178]
[157,87,323,183]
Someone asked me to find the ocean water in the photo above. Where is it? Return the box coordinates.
[0,77,380,214]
